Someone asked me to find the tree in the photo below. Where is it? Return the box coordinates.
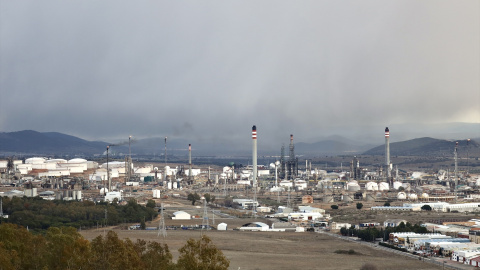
[383,202,390,207]
[45,226,91,270]
[203,193,216,204]
[421,205,432,211]
[177,235,230,270]
[187,193,201,205]
[90,230,143,270]
[140,219,146,230]
[331,205,338,210]
[356,203,363,210]
[146,199,156,208]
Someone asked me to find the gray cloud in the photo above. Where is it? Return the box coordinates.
[0,0,479,148]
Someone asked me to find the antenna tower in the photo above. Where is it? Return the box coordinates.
[158,203,167,238]
[201,199,209,234]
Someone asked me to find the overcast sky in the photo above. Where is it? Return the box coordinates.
[1,1,479,146]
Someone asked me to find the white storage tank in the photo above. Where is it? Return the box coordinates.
[347,181,361,192]
[153,190,161,198]
[421,193,429,199]
[408,193,418,200]
[366,182,378,191]
[379,182,389,191]
[397,192,407,200]
[100,188,108,194]
[393,181,403,190]
[76,190,82,200]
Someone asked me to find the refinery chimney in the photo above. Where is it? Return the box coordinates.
[188,144,192,184]
[385,127,390,178]
[252,125,257,217]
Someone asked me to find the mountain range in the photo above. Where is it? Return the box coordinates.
[0,130,478,158]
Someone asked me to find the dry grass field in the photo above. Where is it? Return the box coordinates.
[81,226,443,270]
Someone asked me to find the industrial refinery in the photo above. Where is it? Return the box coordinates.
[1,126,480,269]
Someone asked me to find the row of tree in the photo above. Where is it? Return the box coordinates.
[0,223,229,270]
[187,193,216,205]
[340,222,429,241]
[0,196,157,232]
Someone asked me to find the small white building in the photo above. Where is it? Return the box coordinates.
[217,223,228,231]
[239,222,269,231]
[384,219,408,227]
[105,191,122,202]
[172,211,191,220]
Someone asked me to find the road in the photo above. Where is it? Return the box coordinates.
[318,230,474,270]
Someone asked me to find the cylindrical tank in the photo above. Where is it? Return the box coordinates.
[72,191,77,200]
[76,190,82,200]
[215,175,219,185]
[408,193,418,200]
[100,188,108,194]
[55,192,62,200]
[393,181,403,190]
[347,181,361,192]
[379,182,389,191]
[167,182,172,189]
[366,182,378,191]
[397,192,407,200]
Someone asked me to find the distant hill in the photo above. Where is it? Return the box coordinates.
[295,136,375,156]
[2,130,479,158]
[363,137,480,156]
[0,130,109,156]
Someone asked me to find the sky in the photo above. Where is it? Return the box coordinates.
[1,1,479,147]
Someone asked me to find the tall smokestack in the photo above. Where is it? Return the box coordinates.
[252,125,257,216]
[188,144,192,183]
[385,127,390,178]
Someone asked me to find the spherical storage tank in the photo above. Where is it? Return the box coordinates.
[347,181,361,192]
[366,182,378,191]
[393,181,403,190]
[421,193,429,199]
[379,182,389,191]
[397,192,407,200]
[408,193,418,200]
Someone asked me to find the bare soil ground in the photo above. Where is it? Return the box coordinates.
[81,227,442,270]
